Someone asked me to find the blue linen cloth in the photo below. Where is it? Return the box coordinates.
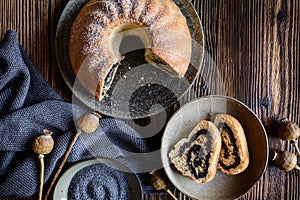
[0,30,152,197]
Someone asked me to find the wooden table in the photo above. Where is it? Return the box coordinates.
[1,0,299,199]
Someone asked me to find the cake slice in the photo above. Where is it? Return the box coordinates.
[168,120,221,183]
[214,114,249,175]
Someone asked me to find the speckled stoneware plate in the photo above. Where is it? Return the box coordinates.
[55,0,204,119]
[53,158,142,200]
[161,96,269,200]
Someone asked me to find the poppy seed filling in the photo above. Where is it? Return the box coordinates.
[101,63,119,97]
[218,123,241,170]
[187,145,212,179]
[180,129,213,179]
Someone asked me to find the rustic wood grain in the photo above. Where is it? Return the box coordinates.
[1,0,299,199]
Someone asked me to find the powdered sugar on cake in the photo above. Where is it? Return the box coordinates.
[69,0,192,100]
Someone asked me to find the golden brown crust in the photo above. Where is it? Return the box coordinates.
[168,120,221,184]
[214,114,250,175]
[69,0,191,100]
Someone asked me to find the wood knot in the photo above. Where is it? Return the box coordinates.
[277,10,287,23]
[261,96,270,108]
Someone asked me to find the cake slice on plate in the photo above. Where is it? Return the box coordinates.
[214,114,249,175]
[169,120,221,183]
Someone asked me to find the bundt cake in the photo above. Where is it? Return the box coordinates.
[168,120,221,183]
[69,0,192,101]
[214,114,249,175]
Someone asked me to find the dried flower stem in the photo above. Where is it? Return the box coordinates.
[165,189,178,200]
[44,131,81,200]
[44,113,100,199]
[32,130,54,200]
[291,140,300,157]
[38,154,44,200]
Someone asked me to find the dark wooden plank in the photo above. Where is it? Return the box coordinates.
[196,1,299,199]
[48,0,72,102]
[194,0,300,200]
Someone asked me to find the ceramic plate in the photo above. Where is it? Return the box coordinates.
[53,158,142,200]
[55,0,204,119]
[161,96,269,200]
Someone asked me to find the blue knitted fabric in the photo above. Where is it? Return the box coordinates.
[0,30,150,197]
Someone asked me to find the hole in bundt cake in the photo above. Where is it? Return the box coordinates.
[118,35,146,56]
[109,23,150,60]
[109,22,180,74]
[101,23,181,101]
[102,34,146,98]
[101,24,149,99]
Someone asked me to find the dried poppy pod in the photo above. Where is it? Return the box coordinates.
[44,113,101,200]
[32,130,54,155]
[76,113,100,133]
[150,171,178,200]
[32,129,54,200]
[278,118,300,156]
[271,150,300,172]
